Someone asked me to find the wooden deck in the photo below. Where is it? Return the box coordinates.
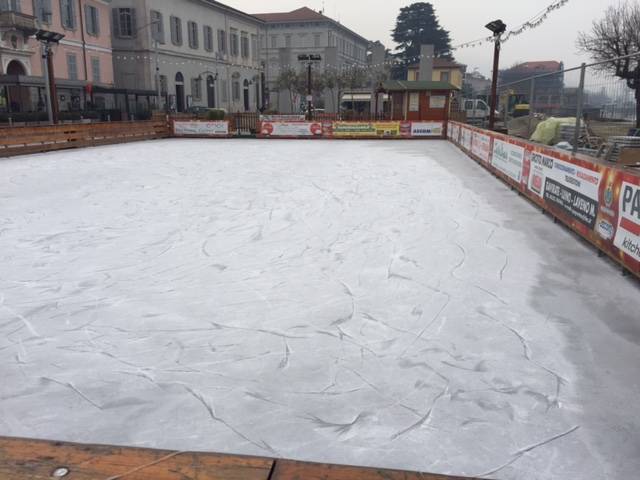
[0,437,482,480]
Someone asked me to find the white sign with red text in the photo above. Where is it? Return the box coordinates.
[174,121,229,136]
[614,182,640,261]
[260,121,323,137]
[471,131,492,163]
[491,139,525,182]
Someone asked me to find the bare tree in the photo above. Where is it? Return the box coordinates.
[578,1,640,127]
[275,68,305,113]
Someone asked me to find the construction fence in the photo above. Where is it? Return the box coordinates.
[456,53,640,162]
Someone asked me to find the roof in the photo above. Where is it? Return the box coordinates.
[382,80,459,91]
[252,7,369,44]
[252,6,326,22]
[408,58,466,70]
[507,61,562,73]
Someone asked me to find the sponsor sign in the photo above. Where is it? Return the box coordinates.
[260,114,305,122]
[411,122,443,137]
[614,182,640,261]
[461,127,472,151]
[528,152,602,229]
[260,121,322,137]
[332,122,401,137]
[174,121,229,136]
[471,131,491,163]
[450,123,460,143]
[491,139,525,182]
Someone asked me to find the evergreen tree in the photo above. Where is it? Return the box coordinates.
[392,2,453,64]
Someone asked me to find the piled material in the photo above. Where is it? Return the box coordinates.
[600,135,640,162]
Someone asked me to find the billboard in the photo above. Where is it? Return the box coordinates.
[411,122,444,137]
[491,139,525,182]
[173,121,229,136]
[471,131,492,163]
[614,181,640,262]
[332,122,401,138]
[260,121,322,137]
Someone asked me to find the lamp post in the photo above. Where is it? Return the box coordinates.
[135,19,161,110]
[485,19,506,130]
[298,54,321,120]
[36,29,65,125]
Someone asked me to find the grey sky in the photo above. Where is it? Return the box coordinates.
[228,0,617,77]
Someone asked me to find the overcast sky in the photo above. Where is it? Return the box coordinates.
[229,0,618,79]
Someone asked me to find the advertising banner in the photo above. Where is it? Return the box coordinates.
[471,131,492,163]
[411,122,444,137]
[614,181,640,262]
[174,121,229,136]
[450,123,460,143]
[528,151,602,229]
[332,122,401,138]
[461,127,472,151]
[491,139,525,182]
[260,121,322,137]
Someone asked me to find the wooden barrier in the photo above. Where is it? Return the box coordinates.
[0,120,170,158]
[0,437,481,480]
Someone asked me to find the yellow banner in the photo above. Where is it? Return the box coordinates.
[332,122,401,137]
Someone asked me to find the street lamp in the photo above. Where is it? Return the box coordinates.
[485,19,506,130]
[298,54,322,119]
[135,19,162,110]
[36,29,65,124]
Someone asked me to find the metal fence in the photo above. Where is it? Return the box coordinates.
[456,52,640,158]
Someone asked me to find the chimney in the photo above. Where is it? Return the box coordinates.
[419,45,434,82]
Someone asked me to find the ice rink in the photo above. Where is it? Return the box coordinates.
[1,139,639,479]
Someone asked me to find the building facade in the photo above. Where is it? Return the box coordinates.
[499,61,565,114]
[110,0,264,113]
[253,7,370,113]
[0,0,114,115]
[408,58,466,89]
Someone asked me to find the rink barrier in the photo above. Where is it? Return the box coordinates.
[0,120,170,157]
[0,436,483,480]
[448,121,640,279]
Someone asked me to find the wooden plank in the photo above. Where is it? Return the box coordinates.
[0,437,274,480]
[271,460,482,480]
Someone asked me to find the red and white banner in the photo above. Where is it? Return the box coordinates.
[491,139,525,183]
[174,121,229,136]
[471,131,492,163]
[260,121,323,137]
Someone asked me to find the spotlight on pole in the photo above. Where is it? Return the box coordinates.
[298,54,322,120]
[485,19,506,130]
[36,29,65,125]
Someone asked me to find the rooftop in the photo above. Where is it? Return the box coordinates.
[408,58,466,69]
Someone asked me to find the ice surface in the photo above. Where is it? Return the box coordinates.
[1,139,639,479]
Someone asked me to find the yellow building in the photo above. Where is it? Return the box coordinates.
[407,59,466,89]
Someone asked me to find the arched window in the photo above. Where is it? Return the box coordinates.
[175,72,184,84]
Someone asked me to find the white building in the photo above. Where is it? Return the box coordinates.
[110,0,264,113]
[252,7,371,113]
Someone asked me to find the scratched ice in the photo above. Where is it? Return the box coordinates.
[1,139,639,480]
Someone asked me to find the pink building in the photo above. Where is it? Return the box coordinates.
[0,0,114,117]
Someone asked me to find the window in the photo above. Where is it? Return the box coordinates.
[270,34,277,49]
[150,10,164,44]
[33,0,52,23]
[60,0,76,29]
[67,53,78,80]
[230,29,238,56]
[285,34,291,48]
[85,5,99,36]
[0,0,21,12]
[203,26,213,51]
[217,29,226,53]
[191,77,202,100]
[221,79,228,102]
[187,21,198,49]
[160,75,168,95]
[440,71,450,82]
[91,57,100,83]
[113,8,136,38]
[314,33,321,48]
[251,34,257,60]
[240,33,249,58]
[259,35,264,48]
[232,79,240,101]
[170,16,182,45]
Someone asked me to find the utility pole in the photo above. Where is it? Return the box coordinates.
[36,30,65,125]
[485,19,506,131]
[47,49,59,124]
[155,37,161,110]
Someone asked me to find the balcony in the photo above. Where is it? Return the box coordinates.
[0,11,38,35]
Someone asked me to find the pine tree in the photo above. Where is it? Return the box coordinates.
[392,2,453,63]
